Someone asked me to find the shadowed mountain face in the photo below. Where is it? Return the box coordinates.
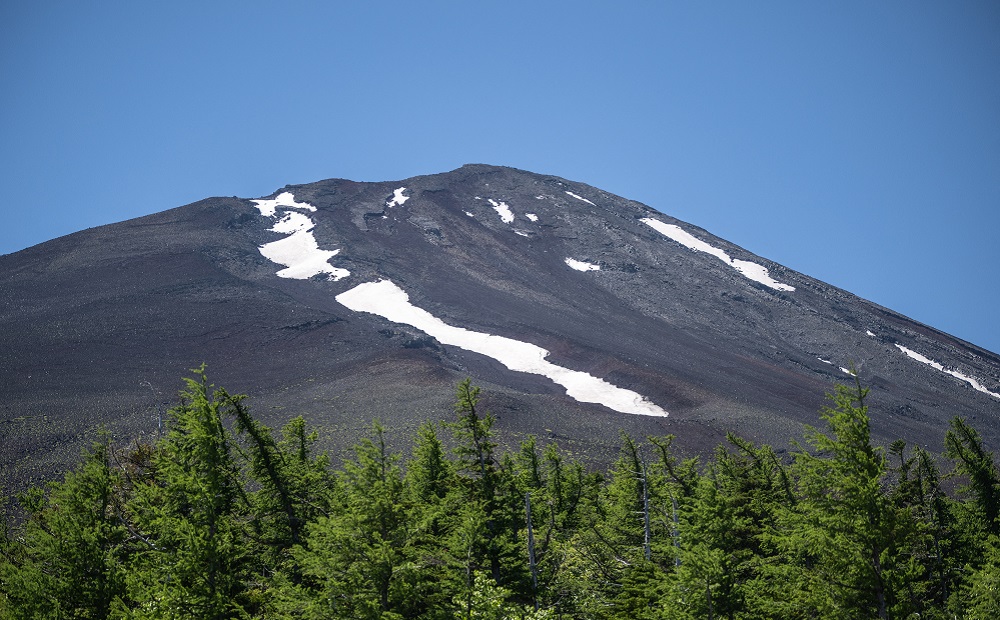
[2,164,998,492]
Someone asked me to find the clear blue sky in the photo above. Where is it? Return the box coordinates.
[2,2,998,354]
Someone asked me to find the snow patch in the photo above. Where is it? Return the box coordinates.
[894,345,1000,400]
[565,191,596,206]
[465,211,475,217]
[641,218,795,292]
[269,211,313,235]
[525,213,539,222]
[565,258,600,272]
[817,357,853,376]
[253,193,349,281]
[336,280,668,417]
[252,192,316,217]
[866,330,877,337]
[386,187,409,208]
[488,199,515,224]
[515,230,530,237]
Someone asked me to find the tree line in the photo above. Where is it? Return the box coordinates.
[1,367,998,618]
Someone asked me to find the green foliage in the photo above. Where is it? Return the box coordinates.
[0,434,127,619]
[290,421,414,619]
[457,572,554,620]
[763,380,914,618]
[962,536,1000,618]
[125,367,254,618]
[946,416,1000,536]
[3,371,999,619]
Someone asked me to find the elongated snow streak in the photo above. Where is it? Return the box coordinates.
[895,344,1000,400]
[251,191,317,217]
[336,280,668,417]
[816,357,853,376]
[565,258,600,272]
[252,194,350,281]
[488,199,515,224]
[641,218,795,291]
[565,191,596,206]
[386,187,409,208]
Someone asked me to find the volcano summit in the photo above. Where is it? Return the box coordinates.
[2,164,998,492]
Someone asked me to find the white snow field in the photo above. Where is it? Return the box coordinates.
[386,187,409,208]
[895,344,1000,400]
[565,191,596,206]
[336,279,668,417]
[525,213,539,222]
[641,218,795,292]
[251,192,316,217]
[252,194,350,281]
[565,258,601,272]
[488,199,515,224]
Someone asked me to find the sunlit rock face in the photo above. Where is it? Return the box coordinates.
[1,164,998,496]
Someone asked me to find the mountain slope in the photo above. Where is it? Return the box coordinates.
[2,164,997,493]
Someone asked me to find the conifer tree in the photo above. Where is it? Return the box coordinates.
[944,417,1000,616]
[0,435,127,619]
[887,440,960,615]
[124,367,253,619]
[961,536,1000,619]
[404,421,460,618]
[287,421,413,619]
[669,435,790,618]
[7,369,1000,618]
[945,416,1000,537]
[233,409,328,558]
[767,380,907,619]
[556,433,657,617]
[528,440,594,614]
[446,379,519,587]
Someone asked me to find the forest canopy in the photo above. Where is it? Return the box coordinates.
[2,368,998,619]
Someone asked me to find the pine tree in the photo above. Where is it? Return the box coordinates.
[556,433,657,617]
[945,416,1000,537]
[0,435,127,619]
[445,379,519,588]
[961,536,1000,619]
[403,421,460,618]
[944,417,1000,617]
[669,435,791,619]
[124,367,253,619]
[886,440,961,615]
[287,421,413,619]
[766,380,907,619]
[455,572,554,620]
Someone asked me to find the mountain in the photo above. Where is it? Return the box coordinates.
[2,164,998,493]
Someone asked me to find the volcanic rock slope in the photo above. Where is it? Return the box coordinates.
[2,164,998,491]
